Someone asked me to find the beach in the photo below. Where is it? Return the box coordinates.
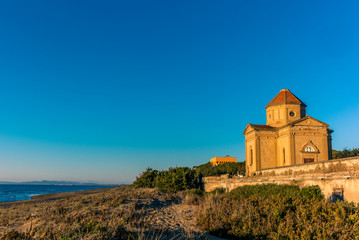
[0,186,222,239]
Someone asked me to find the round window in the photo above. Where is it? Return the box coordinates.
[289,111,295,117]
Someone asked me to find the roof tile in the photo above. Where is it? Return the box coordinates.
[253,124,276,130]
[266,89,306,108]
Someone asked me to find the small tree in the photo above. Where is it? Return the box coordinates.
[155,167,198,193]
[133,168,158,188]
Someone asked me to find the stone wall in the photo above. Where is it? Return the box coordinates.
[257,156,359,177]
[203,157,359,203]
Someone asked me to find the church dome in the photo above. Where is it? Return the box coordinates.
[265,89,306,109]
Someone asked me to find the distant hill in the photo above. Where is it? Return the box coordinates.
[0,180,113,186]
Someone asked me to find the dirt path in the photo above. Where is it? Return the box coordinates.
[133,195,225,240]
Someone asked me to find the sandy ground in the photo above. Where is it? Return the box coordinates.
[0,187,225,239]
[130,194,224,239]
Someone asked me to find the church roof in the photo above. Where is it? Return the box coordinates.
[265,89,307,109]
[252,124,275,130]
[243,115,332,135]
[285,115,330,128]
[243,123,276,134]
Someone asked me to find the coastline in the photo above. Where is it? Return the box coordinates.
[0,186,119,207]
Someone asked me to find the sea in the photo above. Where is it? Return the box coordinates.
[0,184,114,202]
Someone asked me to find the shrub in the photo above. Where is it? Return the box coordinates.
[300,185,324,201]
[155,167,198,193]
[194,162,245,177]
[134,167,200,193]
[229,183,300,199]
[332,148,359,159]
[182,189,204,205]
[209,187,226,195]
[0,230,27,240]
[133,168,158,188]
[133,161,245,193]
[229,184,324,201]
[196,184,357,239]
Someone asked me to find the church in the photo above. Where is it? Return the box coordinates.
[243,89,333,176]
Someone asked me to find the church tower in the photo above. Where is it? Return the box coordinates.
[265,89,306,127]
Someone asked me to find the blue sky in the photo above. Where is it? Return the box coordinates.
[0,1,358,183]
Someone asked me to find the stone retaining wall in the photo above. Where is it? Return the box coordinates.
[257,156,359,177]
[203,157,359,203]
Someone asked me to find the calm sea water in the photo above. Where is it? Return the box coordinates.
[0,184,114,202]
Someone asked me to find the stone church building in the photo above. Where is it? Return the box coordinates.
[243,89,333,176]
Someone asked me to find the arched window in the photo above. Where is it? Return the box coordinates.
[250,149,253,166]
[304,146,315,152]
[283,148,286,164]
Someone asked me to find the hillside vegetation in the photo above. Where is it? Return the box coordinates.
[134,163,359,239]
[194,162,245,177]
[197,184,359,239]
[133,162,245,193]
[3,161,359,239]
[1,181,359,239]
[333,148,359,159]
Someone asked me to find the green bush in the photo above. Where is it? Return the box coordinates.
[196,184,358,239]
[194,162,245,177]
[185,188,204,197]
[332,148,359,159]
[300,185,324,201]
[134,167,199,193]
[133,168,158,188]
[183,188,204,205]
[155,167,198,193]
[134,162,245,193]
[229,184,324,201]
[229,184,299,199]
[209,187,226,195]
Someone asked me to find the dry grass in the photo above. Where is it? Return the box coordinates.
[5,183,356,239]
[0,186,207,240]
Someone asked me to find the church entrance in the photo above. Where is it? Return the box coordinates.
[304,158,314,163]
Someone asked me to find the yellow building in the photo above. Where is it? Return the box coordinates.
[210,155,237,166]
[243,89,333,176]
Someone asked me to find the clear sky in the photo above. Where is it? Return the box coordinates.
[0,1,358,184]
